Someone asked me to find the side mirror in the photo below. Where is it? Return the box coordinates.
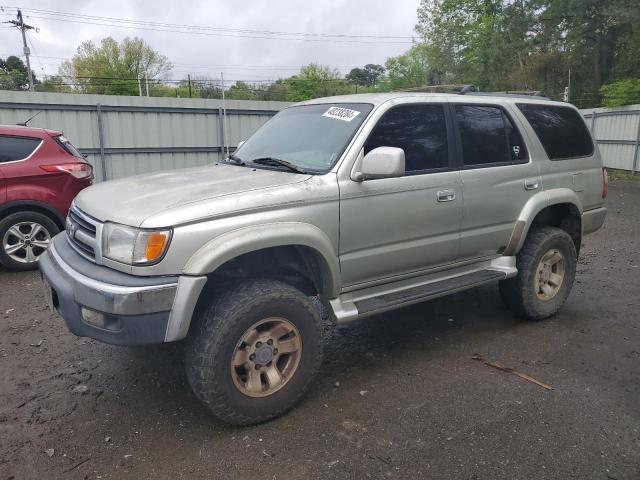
[353,147,405,181]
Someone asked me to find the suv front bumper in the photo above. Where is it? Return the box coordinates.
[39,234,206,346]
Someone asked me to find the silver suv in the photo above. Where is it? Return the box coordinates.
[40,92,607,425]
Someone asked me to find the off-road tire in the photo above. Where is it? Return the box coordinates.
[499,225,577,320]
[0,211,59,271]
[185,279,324,426]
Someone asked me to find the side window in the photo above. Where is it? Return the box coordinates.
[517,104,593,160]
[364,104,449,172]
[0,135,42,163]
[455,105,528,167]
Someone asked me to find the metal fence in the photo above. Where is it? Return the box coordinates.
[581,104,640,173]
[2,91,637,177]
[0,91,290,181]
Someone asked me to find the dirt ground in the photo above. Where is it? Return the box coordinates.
[1,181,639,480]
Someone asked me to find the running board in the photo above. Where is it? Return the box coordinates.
[330,269,508,323]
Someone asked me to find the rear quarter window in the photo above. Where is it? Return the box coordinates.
[0,135,42,163]
[517,104,593,160]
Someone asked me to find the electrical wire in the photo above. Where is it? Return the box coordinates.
[11,6,414,40]
[3,8,413,45]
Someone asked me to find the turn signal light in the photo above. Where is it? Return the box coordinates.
[145,232,169,263]
[41,163,93,179]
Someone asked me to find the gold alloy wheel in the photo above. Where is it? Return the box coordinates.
[231,317,302,398]
[535,249,565,301]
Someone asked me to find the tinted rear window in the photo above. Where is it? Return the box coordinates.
[0,135,42,163]
[517,104,593,160]
[455,105,528,166]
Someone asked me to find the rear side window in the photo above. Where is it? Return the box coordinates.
[455,105,528,167]
[55,135,84,159]
[0,135,42,163]
[365,104,449,172]
[517,104,593,160]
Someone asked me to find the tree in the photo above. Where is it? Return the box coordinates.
[413,0,640,106]
[346,64,385,87]
[600,79,640,107]
[383,44,431,90]
[227,81,258,100]
[285,64,352,101]
[58,37,172,95]
[37,75,72,93]
[0,56,38,91]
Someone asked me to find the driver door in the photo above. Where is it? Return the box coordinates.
[338,102,462,288]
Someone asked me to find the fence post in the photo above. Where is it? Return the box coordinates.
[633,112,640,175]
[590,110,597,132]
[96,103,107,181]
[217,107,225,162]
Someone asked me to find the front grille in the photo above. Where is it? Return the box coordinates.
[66,207,100,262]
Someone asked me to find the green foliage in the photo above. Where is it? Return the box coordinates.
[284,64,352,102]
[227,81,257,100]
[414,0,640,107]
[58,37,172,95]
[382,44,431,90]
[346,64,385,87]
[0,56,38,91]
[600,79,640,107]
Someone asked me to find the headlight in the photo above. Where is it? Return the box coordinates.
[102,223,171,265]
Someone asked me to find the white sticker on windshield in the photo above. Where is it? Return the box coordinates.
[322,106,360,122]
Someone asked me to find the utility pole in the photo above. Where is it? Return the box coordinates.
[145,72,149,96]
[187,74,192,98]
[5,9,37,91]
[137,76,142,96]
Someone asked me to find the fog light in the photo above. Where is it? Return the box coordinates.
[81,307,105,328]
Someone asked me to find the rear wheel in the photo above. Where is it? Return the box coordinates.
[185,279,324,425]
[500,225,577,320]
[0,212,59,271]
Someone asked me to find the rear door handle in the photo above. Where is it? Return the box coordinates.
[524,179,539,190]
[437,189,456,202]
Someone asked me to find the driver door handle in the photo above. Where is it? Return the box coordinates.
[437,189,456,202]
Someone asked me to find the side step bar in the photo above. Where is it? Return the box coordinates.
[338,269,508,323]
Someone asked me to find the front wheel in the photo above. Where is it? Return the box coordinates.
[185,279,324,425]
[0,211,59,271]
[499,225,577,320]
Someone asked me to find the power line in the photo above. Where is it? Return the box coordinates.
[11,6,414,40]
[2,8,412,45]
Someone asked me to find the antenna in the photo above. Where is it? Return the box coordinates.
[16,110,43,126]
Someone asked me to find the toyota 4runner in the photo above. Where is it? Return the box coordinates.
[39,93,607,425]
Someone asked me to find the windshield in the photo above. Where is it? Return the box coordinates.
[233,103,373,173]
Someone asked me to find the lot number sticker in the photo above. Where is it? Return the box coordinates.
[322,106,360,122]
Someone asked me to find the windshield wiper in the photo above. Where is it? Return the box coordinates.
[225,153,245,165]
[250,157,308,174]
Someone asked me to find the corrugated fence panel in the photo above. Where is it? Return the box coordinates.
[0,90,290,181]
[582,104,640,172]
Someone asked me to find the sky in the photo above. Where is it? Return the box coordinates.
[0,1,420,84]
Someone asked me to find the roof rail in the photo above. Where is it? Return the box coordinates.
[395,84,550,100]
[397,84,477,94]
[463,90,550,100]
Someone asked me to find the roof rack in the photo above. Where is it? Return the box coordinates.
[398,84,549,100]
[398,84,477,94]
[462,90,549,100]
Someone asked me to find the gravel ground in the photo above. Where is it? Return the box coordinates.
[1,181,639,480]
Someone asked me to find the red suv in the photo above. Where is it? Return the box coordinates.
[0,125,93,271]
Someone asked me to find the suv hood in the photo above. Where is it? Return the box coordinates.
[74,163,310,227]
